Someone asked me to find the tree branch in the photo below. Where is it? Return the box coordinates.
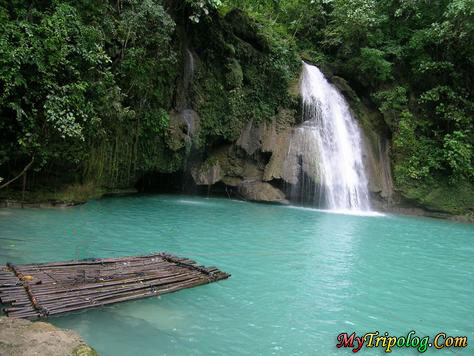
[0,156,35,190]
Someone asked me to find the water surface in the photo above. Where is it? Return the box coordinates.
[0,195,473,355]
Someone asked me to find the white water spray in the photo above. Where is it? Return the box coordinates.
[299,62,371,211]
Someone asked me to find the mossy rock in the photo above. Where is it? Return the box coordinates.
[225,58,243,89]
[0,317,99,356]
[223,42,236,56]
[399,179,474,216]
[188,7,298,148]
[224,9,270,53]
[72,345,99,356]
[0,183,106,206]
[288,76,301,101]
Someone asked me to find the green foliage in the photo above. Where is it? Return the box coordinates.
[392,110,442,183]
[81,0,178,187]
[187,0,223,22]
[113,0,176,108]
[373,86,408,114]
[0,2,115,169]
[357,48,392,84]
[0,0,180,189]
[443,131,474,182]
[275,0,474,191]
[323,0,384,50]
[1,0,472,216]
[0,0,299,192]
[191,9,299,144]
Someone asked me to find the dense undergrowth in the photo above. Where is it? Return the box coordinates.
[0,0,472,215]
[227,0,474,214]
[0,1,298,193]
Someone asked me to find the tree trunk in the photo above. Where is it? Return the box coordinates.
[0,157,35,190]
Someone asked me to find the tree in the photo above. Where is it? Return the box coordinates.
[0,2,117,181]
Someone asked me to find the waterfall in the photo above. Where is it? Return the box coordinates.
[183,48,195,94]
[298,62,371,211]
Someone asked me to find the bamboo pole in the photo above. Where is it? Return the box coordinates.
[1,252,230,319]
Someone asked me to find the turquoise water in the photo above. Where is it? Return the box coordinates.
[0,195,473,355]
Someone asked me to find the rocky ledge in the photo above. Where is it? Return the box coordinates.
[187,106,393,207]
[0,317,98,356]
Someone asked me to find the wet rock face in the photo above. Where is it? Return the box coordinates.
[236,120,262,156]
[238,181,289,204]
[0,317,98,356]
[262,125,322,187]
[238,118,321,188]
[362,131,394,203]
[189,103,394,208]
[168,109,201,152]
[189,116,296,204]
[191,160,222,185]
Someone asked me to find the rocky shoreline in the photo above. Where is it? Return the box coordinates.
[0,188,139,209]
[0,190,472,223]
[0,317,98,356]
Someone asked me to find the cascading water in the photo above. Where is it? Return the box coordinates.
[297,62,371,211]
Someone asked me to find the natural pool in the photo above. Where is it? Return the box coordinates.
[0,195,473,355]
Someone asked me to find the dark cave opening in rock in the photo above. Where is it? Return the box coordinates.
[135,171,185,193]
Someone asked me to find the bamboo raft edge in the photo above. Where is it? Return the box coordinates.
[0,252,230,319]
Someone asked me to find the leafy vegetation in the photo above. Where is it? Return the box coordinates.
[228,0,473,213]
[0,0,178,189]
[0,0,472,214]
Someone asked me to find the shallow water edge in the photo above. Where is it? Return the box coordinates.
[1,191,472,224]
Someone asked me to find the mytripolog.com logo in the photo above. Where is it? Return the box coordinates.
[337,331,468,353]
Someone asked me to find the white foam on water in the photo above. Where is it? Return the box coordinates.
[285,204,385,217]
[299,62,372,213]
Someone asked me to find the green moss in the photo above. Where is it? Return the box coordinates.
[188,7,299,148]
[72,345,99,356]
[0,183,106,204]
[1,8,299,196]
[83,111,182,189]
[225,58,243,88]
[224,9,270,53]
[288,77,300,101]
[400,180,474,215]
[207,146,244,177]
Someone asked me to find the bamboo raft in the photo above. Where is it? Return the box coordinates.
[0,253,230,319]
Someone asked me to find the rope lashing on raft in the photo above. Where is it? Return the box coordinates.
[6,262,49,317]
[0,253,229,319]
[158,252,219,281]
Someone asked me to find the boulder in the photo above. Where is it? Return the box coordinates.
[237,110,296,156]
[221,176,242,187]
[191,145,248,186]
[191,161,222,185]
[0,317,98,356]
[236,112,321,188]
[263,125,321,186]
[262,127,298,184]
[236,120,261,155]
[238,181,288,204]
